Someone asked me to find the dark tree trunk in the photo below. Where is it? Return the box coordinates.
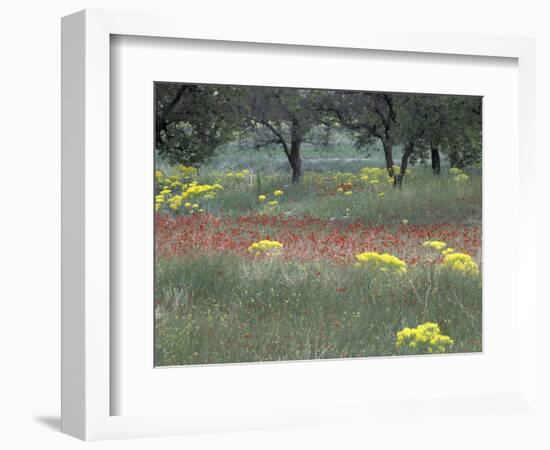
[394,141,415,189]
[449,146,464,168]
[288,119,303,183]
[431,144,441,175]
[381,139,394,177]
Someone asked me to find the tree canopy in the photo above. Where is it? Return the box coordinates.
[155,82,482,185]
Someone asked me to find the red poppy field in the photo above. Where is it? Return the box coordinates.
[156,214,481,266]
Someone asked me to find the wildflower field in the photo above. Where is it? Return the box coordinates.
[154,150,482,366]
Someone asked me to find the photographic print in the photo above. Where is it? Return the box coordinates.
[154,83,482,366]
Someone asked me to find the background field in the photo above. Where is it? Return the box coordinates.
[154,144,482,366]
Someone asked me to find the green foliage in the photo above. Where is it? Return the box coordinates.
[155,83,241,165]
[155,83,482,180]
[398,94,482,168]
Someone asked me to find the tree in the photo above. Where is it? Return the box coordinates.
[442,96,482,168]
[326,91,398,176]
[394,94,482,186]
[243,87,321,182]
[155,83,240,165]
[391,94,428,187]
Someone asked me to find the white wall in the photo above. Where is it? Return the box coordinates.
[0,1,548,448]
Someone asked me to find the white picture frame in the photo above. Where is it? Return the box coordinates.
[61,9,538,441]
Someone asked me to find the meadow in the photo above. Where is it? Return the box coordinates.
[154,146,482,366]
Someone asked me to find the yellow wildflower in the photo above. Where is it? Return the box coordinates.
[167,195,183,210]
[247,239,283,256]
[441,252,479,275]
[423,240,447,251]
[396,322,453,354]
[355,251,407,274]
[181,183,223,200]
[176,165,198,179]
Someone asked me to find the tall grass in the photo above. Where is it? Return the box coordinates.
[155,253,482,366]
[190,168,481,225]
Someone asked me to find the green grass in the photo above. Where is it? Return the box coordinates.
[165,167,481,226]
[155,253,482,366]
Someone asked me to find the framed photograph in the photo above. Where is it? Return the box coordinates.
[62,9,538,441]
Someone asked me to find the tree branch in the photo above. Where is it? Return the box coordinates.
[250,118,290,158]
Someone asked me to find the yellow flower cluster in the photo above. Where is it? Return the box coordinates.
[258,190,283,211]
[441,253,480,275]
[175,165,198,179]
[359,165,407,186]
[423,240,447,251]
[300,166,414,194]
[420,240,479,275]
[181,182,223,200]
[165,183,222,211]
[354,251,407,274]
[155,174,223,212]
[332,172,357,185]
[247,239,283,256]
[225,169,250,179]
[396,322,454,353]
[155,191,169,211]
[449,167,469,182]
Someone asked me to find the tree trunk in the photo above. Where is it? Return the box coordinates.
[430,144,441,175]
[289,119,303,183]
[449,146,463,168]
[381,139,394,177]
[394,141,414,188]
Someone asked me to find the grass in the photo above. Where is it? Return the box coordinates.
[154,146,482,366]
[170,167,481,225]
[155,253,481,366]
